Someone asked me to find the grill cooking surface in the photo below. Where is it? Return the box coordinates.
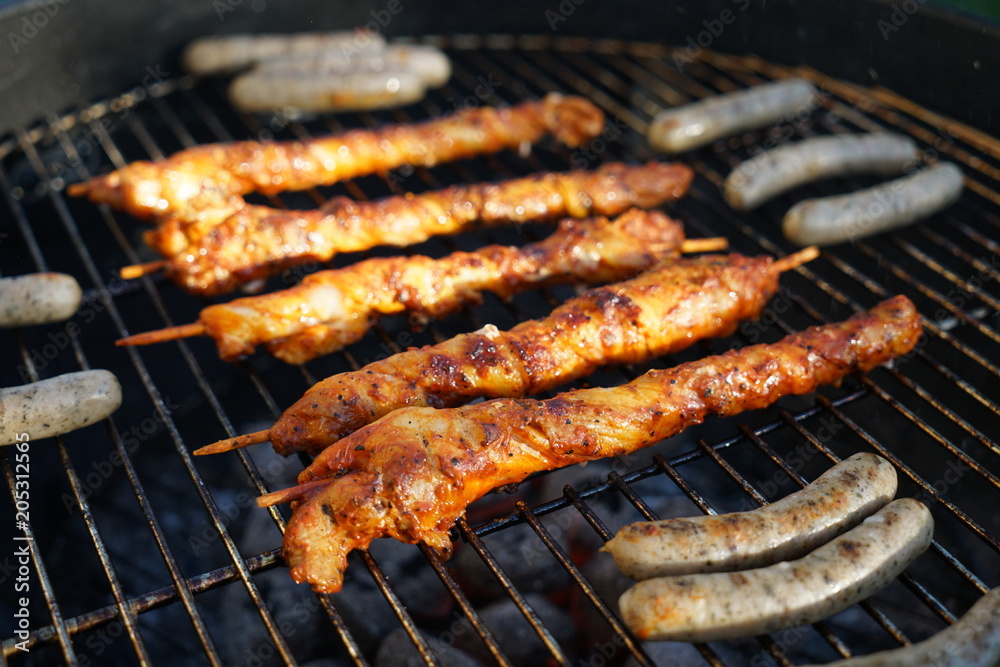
[1,35,998,666]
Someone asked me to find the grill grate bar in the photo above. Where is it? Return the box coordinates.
[457,519,574,666]
[53,439,152,664]
[14,120,297,663]
[516,502,656,666]
[417,544,514,667]
[356,551,439,667]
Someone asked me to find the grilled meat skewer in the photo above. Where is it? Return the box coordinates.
[263,295,921,592]
[131,161,694,295]
[118,209,726,363]
[197,247,818,458]
[67,94,604,224]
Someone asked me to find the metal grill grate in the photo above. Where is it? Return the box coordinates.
[1,34,998,666]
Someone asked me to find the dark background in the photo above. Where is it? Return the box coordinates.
[0,0,998,136]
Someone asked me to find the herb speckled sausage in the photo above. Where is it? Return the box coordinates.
[619,498,933,642]
[0,273,82,327]
[603,452,897,580]
[0,370,122,445]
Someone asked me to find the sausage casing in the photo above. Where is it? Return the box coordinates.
[229,68,426,114]
[182,31,387,75]
[803,587,1000,666]
[0,273,82,327]
[648,78,817,153]
[603,452,897,580]
[619,498,933,642]
[0,370,122,445]
[725,133,919,211]
[253,44,452,88]
[783,162,964,246]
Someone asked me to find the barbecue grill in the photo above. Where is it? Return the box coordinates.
[1,6,999,666]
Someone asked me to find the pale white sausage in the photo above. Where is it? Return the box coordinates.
[182,31,387,75]
[229,68,427,114]
[725,134,919,211]
[603,453,897,580]
[0,370,122,445]
[803,587,1000,666]
[619,498,933,642]
[648,79,818,153]
[0,273,82,327]
[783,162,964,246]
[254,44,452,88]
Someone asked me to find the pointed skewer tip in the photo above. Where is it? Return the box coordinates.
[120,259,169,280]
[193,429,272,456]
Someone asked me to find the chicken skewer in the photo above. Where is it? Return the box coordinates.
[117,209,726,363]
[67,94,605,224]
[138,161,693,262]
[123,161,695,295]
[196,247,818,458]
[263,295,921,593]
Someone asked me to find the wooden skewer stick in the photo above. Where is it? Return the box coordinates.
[772,246,819,274]
[117,323,206,347]
[117,237,726,283]
[120,259,169,280]
[257,478,333,508]
[679,237,728,253]
[194,429,272,456]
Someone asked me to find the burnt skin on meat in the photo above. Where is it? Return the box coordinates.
[67,94,605,224]
[262,295,921,593]
[197,248,817,458]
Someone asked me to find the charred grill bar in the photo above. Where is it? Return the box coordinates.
[1,34,997,666]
